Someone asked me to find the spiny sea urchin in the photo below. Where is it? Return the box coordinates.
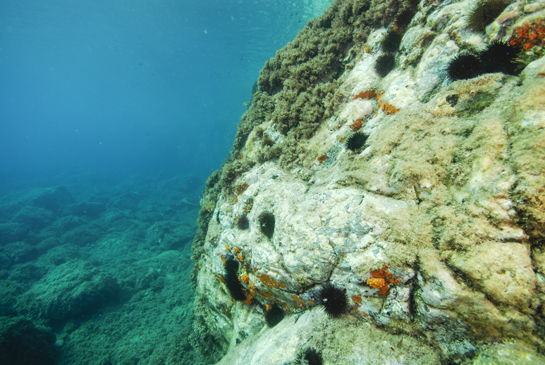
[479,40,521,75]
[382,29,403,53]
[296,348,323,365]
[447,54,482,80]
[346,132,367,152]
[318,283,349,318]
[375,53,396,77]
[224,256,246,301]
[236,214,249,230]
[258,211,275,239]
[467,0,510,32]
[264,303,285,327]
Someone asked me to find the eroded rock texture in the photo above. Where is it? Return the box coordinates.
[191,0,545,363]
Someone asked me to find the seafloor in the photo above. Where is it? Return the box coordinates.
[0,175,204,364]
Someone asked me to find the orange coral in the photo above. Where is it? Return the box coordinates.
[317,155,327,163]
[259,273,286,289]
[243,294,253,305]
[291,294,307,310]
[225,244,231,252]
[233,247,240,253]
[237,254,245,261]
[378,101,400,115]
[353,90,377,100]
[350,118,363,132]
[240,274,249,284]
[235,182,249,195]
[352,295,362,304]
[367,264,401,295]
[510,21,545,52]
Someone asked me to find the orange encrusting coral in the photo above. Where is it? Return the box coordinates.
[353,90,377,100]
[366,264,401,295]
[378,101,400,115]
[367,278,388,295]
[243,294,253,305]
[510,21,545,51]
[317,155,327,163]
[350,118,363,132]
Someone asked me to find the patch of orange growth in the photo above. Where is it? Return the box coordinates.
[254,267,259,272]
[350,118,363,132]
[259,273,285,289]
[243,294,253,305]
[308,300,315,305]
[235,182,249,195]
[339,137,344,142]
[291,294,306,309]
[259,290,273,298]
[234,195,238,203]
[237,254,245,261]
[221,254,226,266]
[367,264,401,295]
[240,274,249,284]
[352,295,362,304]
[367,278,388,295]
[266,304,271,311]
[353,90,377,100]
[218,274,224,283]
[238,153,244,161]
[233,247,240,253]
[317,155,327,163]
[250,289,256,294]
[225,244,231,252]
[249,282,255,290]
[378,101,400,115]
[510,21,545,52]
[364,45,374,54]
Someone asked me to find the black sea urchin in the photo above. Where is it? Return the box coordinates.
[467,0,510,32]
[265,303,285,327]
[258,211,275,239]
[382,29,403,53]
[237,214,249,230]
[296,348,323,365]
[225,256,246,301]
[447,54,482,80]
[479,40,521,75]
[319,283,349,318]
[375,53,396,77]
[346,132,367,152]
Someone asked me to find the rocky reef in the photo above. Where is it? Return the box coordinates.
[191,0,545,363]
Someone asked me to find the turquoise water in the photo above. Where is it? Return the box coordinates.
[0,1,332,364]
[0,0,330,188]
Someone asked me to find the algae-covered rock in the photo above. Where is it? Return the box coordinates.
[17,260,119,326]
[191,0,545,363]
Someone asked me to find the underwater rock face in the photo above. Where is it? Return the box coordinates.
[191,0,545,363]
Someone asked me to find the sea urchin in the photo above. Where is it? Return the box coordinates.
[446,54,482,80]
[318,283,349,318]
[467,0,510,32]
[237,215,249,230]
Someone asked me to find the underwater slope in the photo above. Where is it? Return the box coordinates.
[191,0,545,363]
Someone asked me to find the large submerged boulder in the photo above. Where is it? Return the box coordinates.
[17,260,120,326]
[191,0,545,364]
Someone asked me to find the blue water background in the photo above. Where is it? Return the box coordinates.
[0,0,331,190]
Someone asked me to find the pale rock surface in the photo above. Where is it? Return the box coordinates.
[192,0,545,363]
